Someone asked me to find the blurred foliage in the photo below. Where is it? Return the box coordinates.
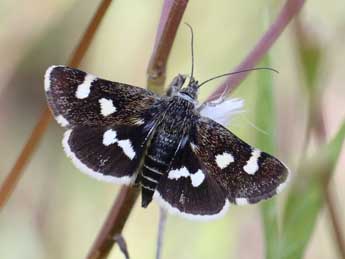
[294,19,323,95]
[281,121,345,259]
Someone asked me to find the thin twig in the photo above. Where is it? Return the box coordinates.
[206,0,306,102]
[147,0,189,92]
[0,0,113,211]
[86,1,189,258]
[156,208,168,259]
[87,187,139,259]
[114,234,130,259]
[0,108,51,209]
[68,0,113,67]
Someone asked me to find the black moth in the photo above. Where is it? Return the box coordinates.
[44,64,290,220]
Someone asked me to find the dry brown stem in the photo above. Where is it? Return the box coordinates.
[206,0,306,102]
[0,0,113,210]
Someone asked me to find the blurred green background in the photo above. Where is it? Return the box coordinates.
[0,0,344,258]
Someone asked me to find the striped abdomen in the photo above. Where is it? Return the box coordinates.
[140,132,178,207]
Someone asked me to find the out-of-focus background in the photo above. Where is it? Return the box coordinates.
[0,1,344,259]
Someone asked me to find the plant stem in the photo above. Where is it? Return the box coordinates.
[206,0,306,102]
[147,0,189,93]
[86,187,139,259]
[156,208,168,259]
[87,1,189,258]
[0,0,113,211]
[68,0,113,67]
[0,108,51,209]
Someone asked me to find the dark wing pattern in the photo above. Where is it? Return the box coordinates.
[45,66,158,127]
[45,65,290,219]
[63,122,156,184]
[45,66,159,183]
[154,140,229,220]
[190,117,290,205]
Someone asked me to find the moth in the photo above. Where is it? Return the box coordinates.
[44,64,290,220]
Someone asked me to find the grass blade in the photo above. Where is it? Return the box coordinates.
[255,55,280,259]
[281,121,345,259]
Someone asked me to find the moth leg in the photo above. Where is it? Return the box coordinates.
[196,94,226,113]
[207,96,225,106]
[197,98,225,111]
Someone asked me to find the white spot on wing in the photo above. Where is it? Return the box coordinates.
[75,74,96,99]
[55,115,69,127]
[215,152,234,169]
[117,139,136,160]
[62,129,131,184]
[99,98,117,116]
[276,166,292,194]
[103,129,117,146]
[243,148,261,175]
[235,197,249,205]
[102,129,135,160]
[153,191,230,221]
[168,167,205,187]
[190,170,205,187]
[276,181,287,194]
[168,167,190,180]
[200,98,244,126]
[44,65,61,92]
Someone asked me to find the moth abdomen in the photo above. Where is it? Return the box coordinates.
[139,136,177,207]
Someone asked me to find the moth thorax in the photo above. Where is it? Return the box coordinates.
[178,80,199,103]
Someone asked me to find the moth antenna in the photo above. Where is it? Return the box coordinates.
[197,67,279,88]
[185,23,195,83]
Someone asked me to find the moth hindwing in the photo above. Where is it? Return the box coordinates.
[45,65,290,221]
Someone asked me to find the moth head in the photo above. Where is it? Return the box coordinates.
[167,74,199,103]
[178,78,199,101]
